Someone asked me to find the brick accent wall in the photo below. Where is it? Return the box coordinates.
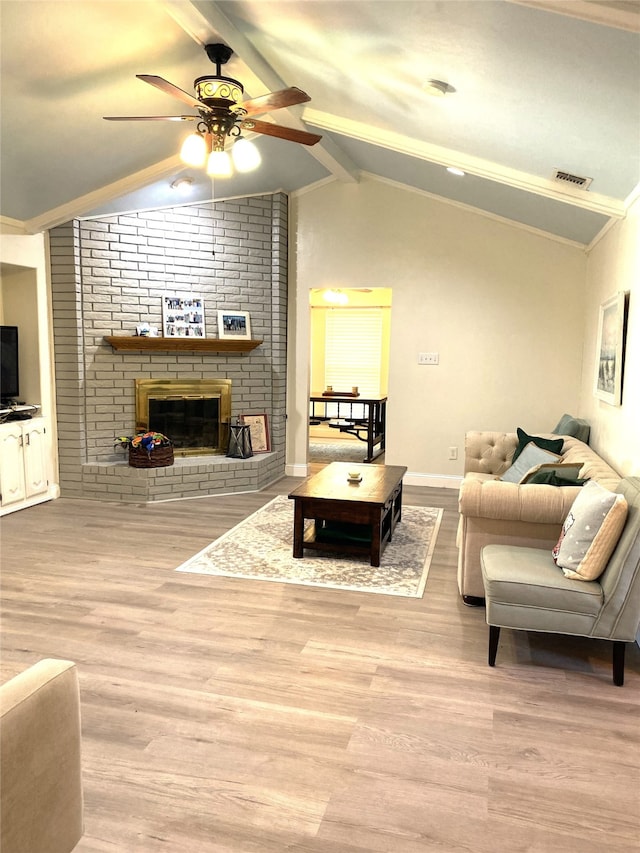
[49,193,288,502]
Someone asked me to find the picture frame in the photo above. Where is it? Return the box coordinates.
[217,309,251,340]
[162,294,205,338]
[594,291,628,406]
[241,413,270,453]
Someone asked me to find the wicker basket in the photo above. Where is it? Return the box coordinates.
[128,443,174,468]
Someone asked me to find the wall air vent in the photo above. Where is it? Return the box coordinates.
[552,169,593,190]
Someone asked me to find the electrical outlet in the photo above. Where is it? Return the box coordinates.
[448,446,458,460]
[418,352,439,365]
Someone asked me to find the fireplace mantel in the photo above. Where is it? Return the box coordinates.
[104,336,262,353]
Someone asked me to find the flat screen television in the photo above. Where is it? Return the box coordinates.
[0,325,19,403]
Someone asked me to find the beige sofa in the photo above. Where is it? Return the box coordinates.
[457,431,621,603]
[0,659,83,853]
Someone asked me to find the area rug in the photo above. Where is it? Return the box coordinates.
[176,495,443,597]
[308,440,373,463]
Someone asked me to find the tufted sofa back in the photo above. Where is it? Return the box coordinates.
[464,431,620,490]
[464,431,519,476]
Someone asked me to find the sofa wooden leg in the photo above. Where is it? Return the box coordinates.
[613,641,626,687]
[488,625,500,667]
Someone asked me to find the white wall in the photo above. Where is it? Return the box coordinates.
[289,176,588,484]
[579,195,640,476]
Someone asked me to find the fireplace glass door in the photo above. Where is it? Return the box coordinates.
[135,378,231,456]
[148,396,220,452]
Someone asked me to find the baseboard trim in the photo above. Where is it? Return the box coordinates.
[404,472,463,489]
[286,462,309,478]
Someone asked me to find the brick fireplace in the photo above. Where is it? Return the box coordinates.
[49,193,288,503]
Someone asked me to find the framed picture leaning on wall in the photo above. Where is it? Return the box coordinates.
[241,413,270,452]
[594,291,629,406]
[217,310,251,340]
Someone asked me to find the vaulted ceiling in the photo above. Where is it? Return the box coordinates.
[1,0,639,246]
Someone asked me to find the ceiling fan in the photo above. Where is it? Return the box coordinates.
[104,43,322,175]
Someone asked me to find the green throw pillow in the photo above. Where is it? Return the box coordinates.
[512,427,564,464]
[520,463,582,484]
[525,471,590,487]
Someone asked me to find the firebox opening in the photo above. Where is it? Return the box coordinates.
[135,378,231,456]
[149,396,220,451]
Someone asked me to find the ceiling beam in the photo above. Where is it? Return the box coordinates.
[303,109,626,218]
[161,0,359,183]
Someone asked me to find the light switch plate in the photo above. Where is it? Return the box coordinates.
[418,352,439,365]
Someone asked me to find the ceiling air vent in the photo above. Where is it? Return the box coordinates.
[552,169,593,190]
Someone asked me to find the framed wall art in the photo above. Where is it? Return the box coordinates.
[162,294,205,338]
[217,310,251,340]
[594,291,628,406]
[241,413,270,453]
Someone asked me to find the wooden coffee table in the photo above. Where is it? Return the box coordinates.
[288,462,408,567]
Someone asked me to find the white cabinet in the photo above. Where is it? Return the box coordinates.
[0,418,49,513]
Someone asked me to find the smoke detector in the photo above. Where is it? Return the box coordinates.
[552,169,593,190]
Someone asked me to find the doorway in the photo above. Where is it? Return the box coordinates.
[308,287,392,467]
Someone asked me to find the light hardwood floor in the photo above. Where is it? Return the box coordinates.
[1,474,639,852]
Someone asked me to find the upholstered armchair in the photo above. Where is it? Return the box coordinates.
[481,477,640,686]
[0,659,84,853]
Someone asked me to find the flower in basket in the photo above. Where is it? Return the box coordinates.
[114,431,172,456]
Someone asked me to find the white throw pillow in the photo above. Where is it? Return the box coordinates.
[552,480,628,581]
[500,442,562,484]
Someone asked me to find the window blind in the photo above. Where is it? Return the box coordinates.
[324,308,383,397]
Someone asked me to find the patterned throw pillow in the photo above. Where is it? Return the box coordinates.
[552,481,628,581]
[500,442,562,484]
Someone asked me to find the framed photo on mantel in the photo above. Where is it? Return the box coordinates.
[162,294,205,338]
[218,309,251,340]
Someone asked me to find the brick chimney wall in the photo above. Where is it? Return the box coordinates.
[49,193,288,502]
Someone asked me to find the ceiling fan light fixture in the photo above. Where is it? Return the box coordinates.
[231,137,261,172]
[207,148,232,177]
[423,79,456,97]
[180,132,207,167]
[104,42,322,181]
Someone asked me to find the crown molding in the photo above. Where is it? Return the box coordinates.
[302,109,626,218]
[0,216,28,236]
[510,0,640,33]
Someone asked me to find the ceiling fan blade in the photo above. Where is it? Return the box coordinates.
[241,87,311,118]
[241,118,322,146]
[103,115,197,122]
[136,74,205,110]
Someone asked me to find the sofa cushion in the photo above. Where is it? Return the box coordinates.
[552,480,628,581]
[500,442,562,484]
[512,427,564,464]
